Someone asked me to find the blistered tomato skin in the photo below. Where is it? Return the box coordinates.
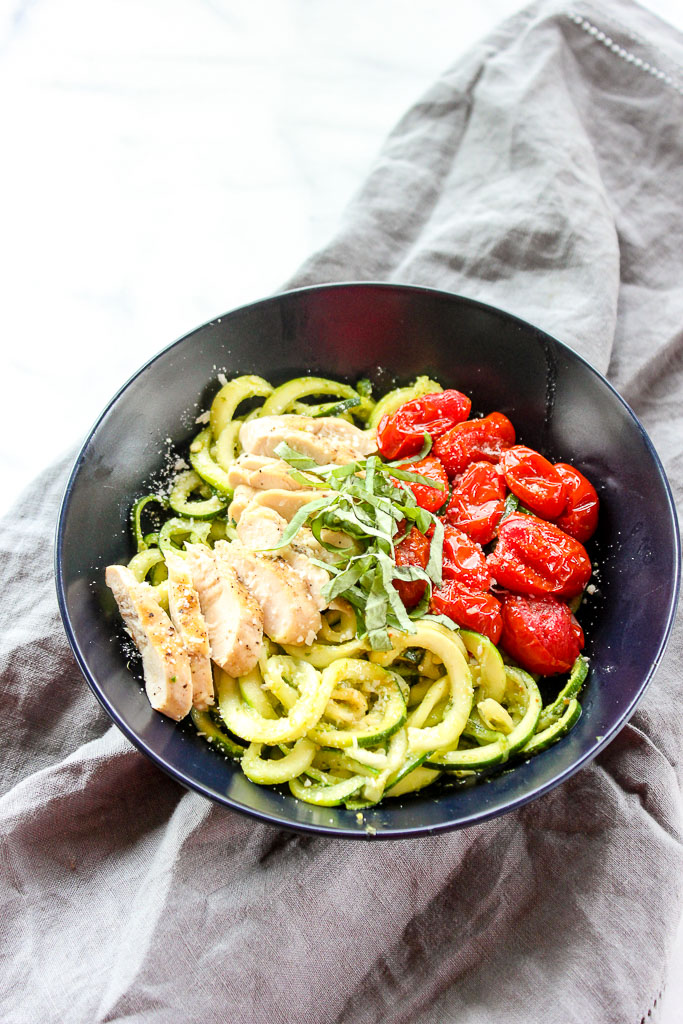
[376,390,472,459]
[487,513,592,598]
[397,455,449,513]
[501,445,567,519]
[553,463,600,542]
[393,526,431,608]
[500,593,584,675]
[433,412,516,477]
[430,582,503,644]
[445,461,507,544]
[441,525,491,590]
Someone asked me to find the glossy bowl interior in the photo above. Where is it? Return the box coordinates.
[56,283,680,838]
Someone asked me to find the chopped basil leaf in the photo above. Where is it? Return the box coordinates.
[402,505,432,534]
[407,586,433,620]
[266,495,332,549]
[433,479,453,516]
[286,468,329,489]
[272,441,320,470]
[501,493,519,520]
[386,466,445,490]
[425,517,444,586]
[367,627,394,651]
[420,612,459,630]
[499,492,533,525]
[386,433,433,464]
[323,558,371,602]
[311,396,361,417]
[270,438,455,639]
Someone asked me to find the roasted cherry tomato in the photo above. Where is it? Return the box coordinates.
[552,463,599,542]
[500,593,584,675]
[441,525,491,590]
[487,513,591,598]
[393,526,430,608]
[430,581,502,644]
[376,389,471,459]
[433,412,516,476]
[396,455,449,513]
[445,461,507,544]
[501,445,567,518]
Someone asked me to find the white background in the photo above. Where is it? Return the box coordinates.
[1,0,682,510]
[1,0,680,1015]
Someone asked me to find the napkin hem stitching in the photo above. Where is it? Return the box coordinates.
[568,11,683,95]
[638,987,662,1023]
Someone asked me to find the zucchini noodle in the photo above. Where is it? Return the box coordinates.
[120,371,591,810]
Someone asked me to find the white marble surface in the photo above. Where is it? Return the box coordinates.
[1,0,681,1017]
[1,0,682,509]
[1,0,529,506]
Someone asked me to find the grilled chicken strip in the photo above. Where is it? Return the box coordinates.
[228,484,258,523]
[235,505,330,610]
[230,485,328,524]
[227,453,315,492]
[165,551,214,710]
[214,539,322,646]
[184,544,264,676]
[105,564,192,721]
[239,415,376,466]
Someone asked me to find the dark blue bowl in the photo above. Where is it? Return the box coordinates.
[55,283,680,838]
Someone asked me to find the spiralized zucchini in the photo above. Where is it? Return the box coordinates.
[124,371,590,810]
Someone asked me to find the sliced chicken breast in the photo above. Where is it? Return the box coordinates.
[236,487,329,524]
[235,505,330,610]
[287,536,332,611]
[235,504,288,550]
[105,564,192,721]
[290,525,356,564]
[228,484,258,523]
[165,551,214,710]
[227,454,313,492]
[184,543,264,677]
[214,539,322,646]
[228,478,326,525]
[239,415,376,466]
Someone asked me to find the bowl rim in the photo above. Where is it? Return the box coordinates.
[54,281,682,839]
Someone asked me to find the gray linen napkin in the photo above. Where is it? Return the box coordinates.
[2,1,682,1021]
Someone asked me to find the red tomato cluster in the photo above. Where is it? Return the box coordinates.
[381,390,599,676]
[377,390,471,459]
